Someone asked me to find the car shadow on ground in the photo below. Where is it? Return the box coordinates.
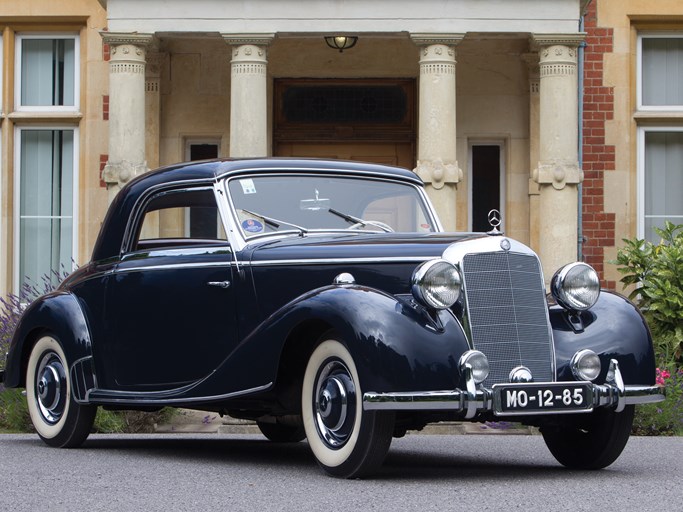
[22,433,604,481]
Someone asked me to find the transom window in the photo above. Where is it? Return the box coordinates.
[638,34,683,110]
[15,33,79,111]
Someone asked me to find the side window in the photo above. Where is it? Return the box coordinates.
[134,188,227,251]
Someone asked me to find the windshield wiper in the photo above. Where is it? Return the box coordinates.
[240,208,308,237]
[328,208,393,233]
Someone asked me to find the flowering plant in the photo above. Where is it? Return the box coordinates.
[656,368,671,386]
[633,365,683,436]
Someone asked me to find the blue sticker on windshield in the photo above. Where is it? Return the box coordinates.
[242,219,264,233]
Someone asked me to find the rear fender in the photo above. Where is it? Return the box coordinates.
[3,292,95,401]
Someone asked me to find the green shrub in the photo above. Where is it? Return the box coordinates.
[614,221,683,365]
[614,222,683,435]
[0,388,31,433]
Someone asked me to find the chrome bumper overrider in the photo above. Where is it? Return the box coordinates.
[363,359,665,419]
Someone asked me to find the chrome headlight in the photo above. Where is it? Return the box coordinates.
[411,259,461,310]
[551,262,600,312]
[459,350,490,384]
[571,349,601,381]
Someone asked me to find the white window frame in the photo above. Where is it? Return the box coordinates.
[637,32,683,112]
[0,36,4,114]
[14,33,80,113]
[467,140,506,232]
[636,125,683,240]
[13,125,80,292]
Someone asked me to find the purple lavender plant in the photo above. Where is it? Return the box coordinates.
[0,268,71,376]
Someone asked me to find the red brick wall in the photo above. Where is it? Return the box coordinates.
[582,0,616,290]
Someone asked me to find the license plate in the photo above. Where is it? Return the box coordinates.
[492,383,593,416]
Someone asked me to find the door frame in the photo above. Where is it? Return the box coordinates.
[467,140,506,232]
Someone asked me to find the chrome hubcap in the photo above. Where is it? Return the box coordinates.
[314,360,357,449]
[35,352,67,425]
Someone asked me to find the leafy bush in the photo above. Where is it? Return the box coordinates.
[1,272,175,434]
[614,222,683,435]
[614,221,683,365]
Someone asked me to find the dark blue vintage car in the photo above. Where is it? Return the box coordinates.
[1,158,665,477]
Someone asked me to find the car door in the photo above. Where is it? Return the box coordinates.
[101,186,238,390]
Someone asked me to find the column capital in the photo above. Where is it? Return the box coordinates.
[531,33,586,49]
[221,33,275,47]
[410,33,465,47]
[100,31,154,48]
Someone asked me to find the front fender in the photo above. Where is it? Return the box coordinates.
[207,285,470,396]
[551,290,657,385]
[3,292,94,398]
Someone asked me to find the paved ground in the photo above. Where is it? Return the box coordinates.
[0,433,680,512]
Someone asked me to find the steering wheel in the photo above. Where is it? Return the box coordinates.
[347,220,395,233]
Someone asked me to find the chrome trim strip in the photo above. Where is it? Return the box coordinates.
[362,384,664,413]
[114,261,234,274]
[110,256,435,275]
[248,256,436,267]
[87,382,273,405]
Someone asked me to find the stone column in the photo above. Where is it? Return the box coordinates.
[222,34,274,157]
[145,51,164,170]
[532,34,585,283]
[411,34,465,231]
[100,32,153,203]
[523,51,541,253]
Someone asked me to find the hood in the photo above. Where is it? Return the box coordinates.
[246,232,486,263]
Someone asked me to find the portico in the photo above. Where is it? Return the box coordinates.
[98,0,587,280]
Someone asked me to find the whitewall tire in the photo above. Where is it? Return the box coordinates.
[302,334,394,478]
[26,335,96,448]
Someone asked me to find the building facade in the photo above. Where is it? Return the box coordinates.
[13,0,665,296]
[581,0,683,289]
[0,0,109,294]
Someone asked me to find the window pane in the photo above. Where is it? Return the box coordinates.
[20,38,75,107]
[19,129,74,287]
[642,38,683,106]
[644,131,683,242]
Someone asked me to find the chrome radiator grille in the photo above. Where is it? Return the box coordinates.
[461,252,554,386]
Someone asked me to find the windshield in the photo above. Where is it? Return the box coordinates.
[227,174,436,239]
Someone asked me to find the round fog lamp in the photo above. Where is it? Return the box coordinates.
[411,259,461,310]
[551,262,600,312]
[459,350,490,384]
[571,349,601,382]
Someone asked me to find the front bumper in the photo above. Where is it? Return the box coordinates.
[363,359,665,419]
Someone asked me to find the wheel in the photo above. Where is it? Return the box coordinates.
[541,405,635,469]
[26,335,96,448]
[257,420,306,442]
[301,335,395,478]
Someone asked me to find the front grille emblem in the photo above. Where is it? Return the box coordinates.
[500,239,511,251]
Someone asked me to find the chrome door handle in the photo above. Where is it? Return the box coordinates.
[207,281,231,289]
